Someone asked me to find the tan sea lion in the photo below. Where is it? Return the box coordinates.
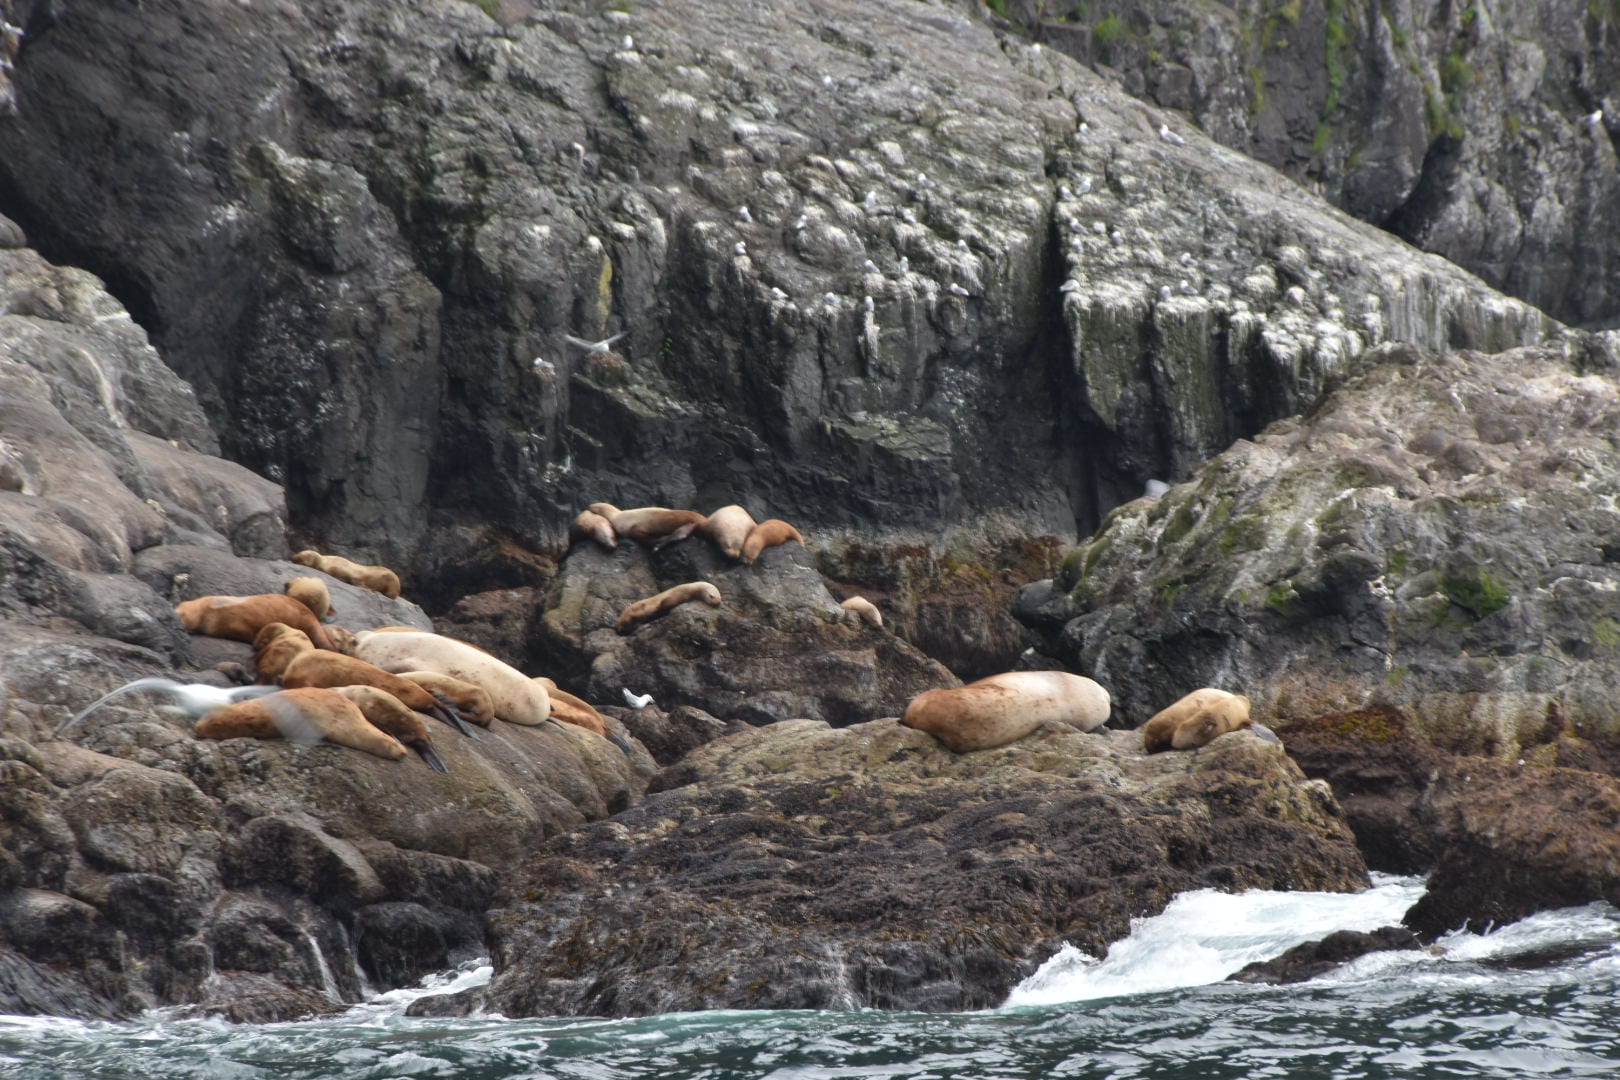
[329,685,447,772]
[741,518,805,563]
[840,595,883,627]
[176,594,338,651]
[901,670,1111,753]
[1142,688,1253,752]
[251,623,317,683]
[193,687,407,763]
[589,503,707,548]
[397,671,495,728]
[569,510,618,551]
[617,581,723,633]
[284,576,335,619]
[533,677,608,736]
[257,627,472,736]
[347,629,551,726]
[290,549,402,599]
[697,504,757,560]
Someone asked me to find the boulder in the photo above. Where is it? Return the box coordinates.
[483,719,1365,1016]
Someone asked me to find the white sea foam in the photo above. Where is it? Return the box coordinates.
[342,957,494,1019]
[1004,873,1427,1007]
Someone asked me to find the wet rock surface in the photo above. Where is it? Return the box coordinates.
[481,721,1365,1016]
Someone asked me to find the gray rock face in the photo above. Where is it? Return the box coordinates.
[1023,341,1620,755]
[1005,0,1620,329]
[538,533,958,726]
[0,0,1571,582]
[483,719,1365,1016]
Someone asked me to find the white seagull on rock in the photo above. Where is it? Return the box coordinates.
[564,332,626,354]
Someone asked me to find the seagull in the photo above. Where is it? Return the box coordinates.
[1077,176,1093,195]
[862,259,879,273]
[823,292,838,306]
[734,240,748,256]
[564,332,626,354]
[1584,109,1604,126]
[532,357,556,375]
[622,35,634,50]
[863,295,875,313]
[794,215,809,230]
[1144,479,1171,498]
[57,678,280,735]
[735,206,752,223]
[948,283,970,297]
[623,688,654,709]
[1158,124,1187,147]
[770,286,788,301]
[1059,280,1081,293]
[898,256,909,274]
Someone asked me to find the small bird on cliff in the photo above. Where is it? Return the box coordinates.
[56,678,280,735]
[622,689,654,709]
[1158,123,1187,147]
[564,332,626,354]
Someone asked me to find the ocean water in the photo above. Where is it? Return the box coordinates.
[6,875,1620,1080]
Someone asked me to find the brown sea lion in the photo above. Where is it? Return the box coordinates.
[569,510,618,551]
[397,671,496,728]
[176,594,338,651]
[251,623,317,683]
[840,595,883,627]
[589,503,708,549]
[617,581,723,634]
[329,685,447,772]
[697,504,757,560]
[290,549,402,599]
[347,629,551,726]
[901,671,1111,753]
[741,518,805,563]
[193,687,407,763]
[259,629,471,735]
[1142,688,1253,753]
[284,576,335,619]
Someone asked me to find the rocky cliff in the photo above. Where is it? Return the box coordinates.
[998,0,1620,330]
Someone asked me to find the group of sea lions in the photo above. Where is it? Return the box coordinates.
[60,546,623,770]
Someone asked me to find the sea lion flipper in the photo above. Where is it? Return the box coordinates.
[430,694,479,739]
[414,744,449,773]
[608,732,633,754]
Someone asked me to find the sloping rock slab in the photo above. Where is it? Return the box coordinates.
[484,719,1365,1016]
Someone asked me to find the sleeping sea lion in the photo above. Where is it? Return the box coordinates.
[329,685,448,772]
[901,670,1111,753]
[1142,688,1253,752]
[283,576,335,619]
[589,503,707,549]
[347,629,551,726]
[840,595,883,627]
[194,686,407,763]
[741,518,805,563]
[697,504,757,560]
[290,549,403,599]
[570,510,617,551]
[176,594,338,651]
[617,581,723,633]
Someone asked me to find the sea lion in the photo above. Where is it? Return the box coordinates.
[589,503,707,549]
[256,625,472,736]
[901,670,1111,753]
[290,549,402,599]
[194,687,407,763]
[175,594,338,651]
[396,671,495,728]
[1142,688,1253,752]
[840,595,883,627]
[533,677,608,736]
[617,581,723,633]
[347,629,551,726]
[569,510,617,551]
[284,576,335,619]
[329,685,448,772]
[251,623,316,682]
[741,518,805,563]
[697,504,757,560]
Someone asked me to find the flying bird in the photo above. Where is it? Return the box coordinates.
[564,332,626,354]
[57,678,280,735]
